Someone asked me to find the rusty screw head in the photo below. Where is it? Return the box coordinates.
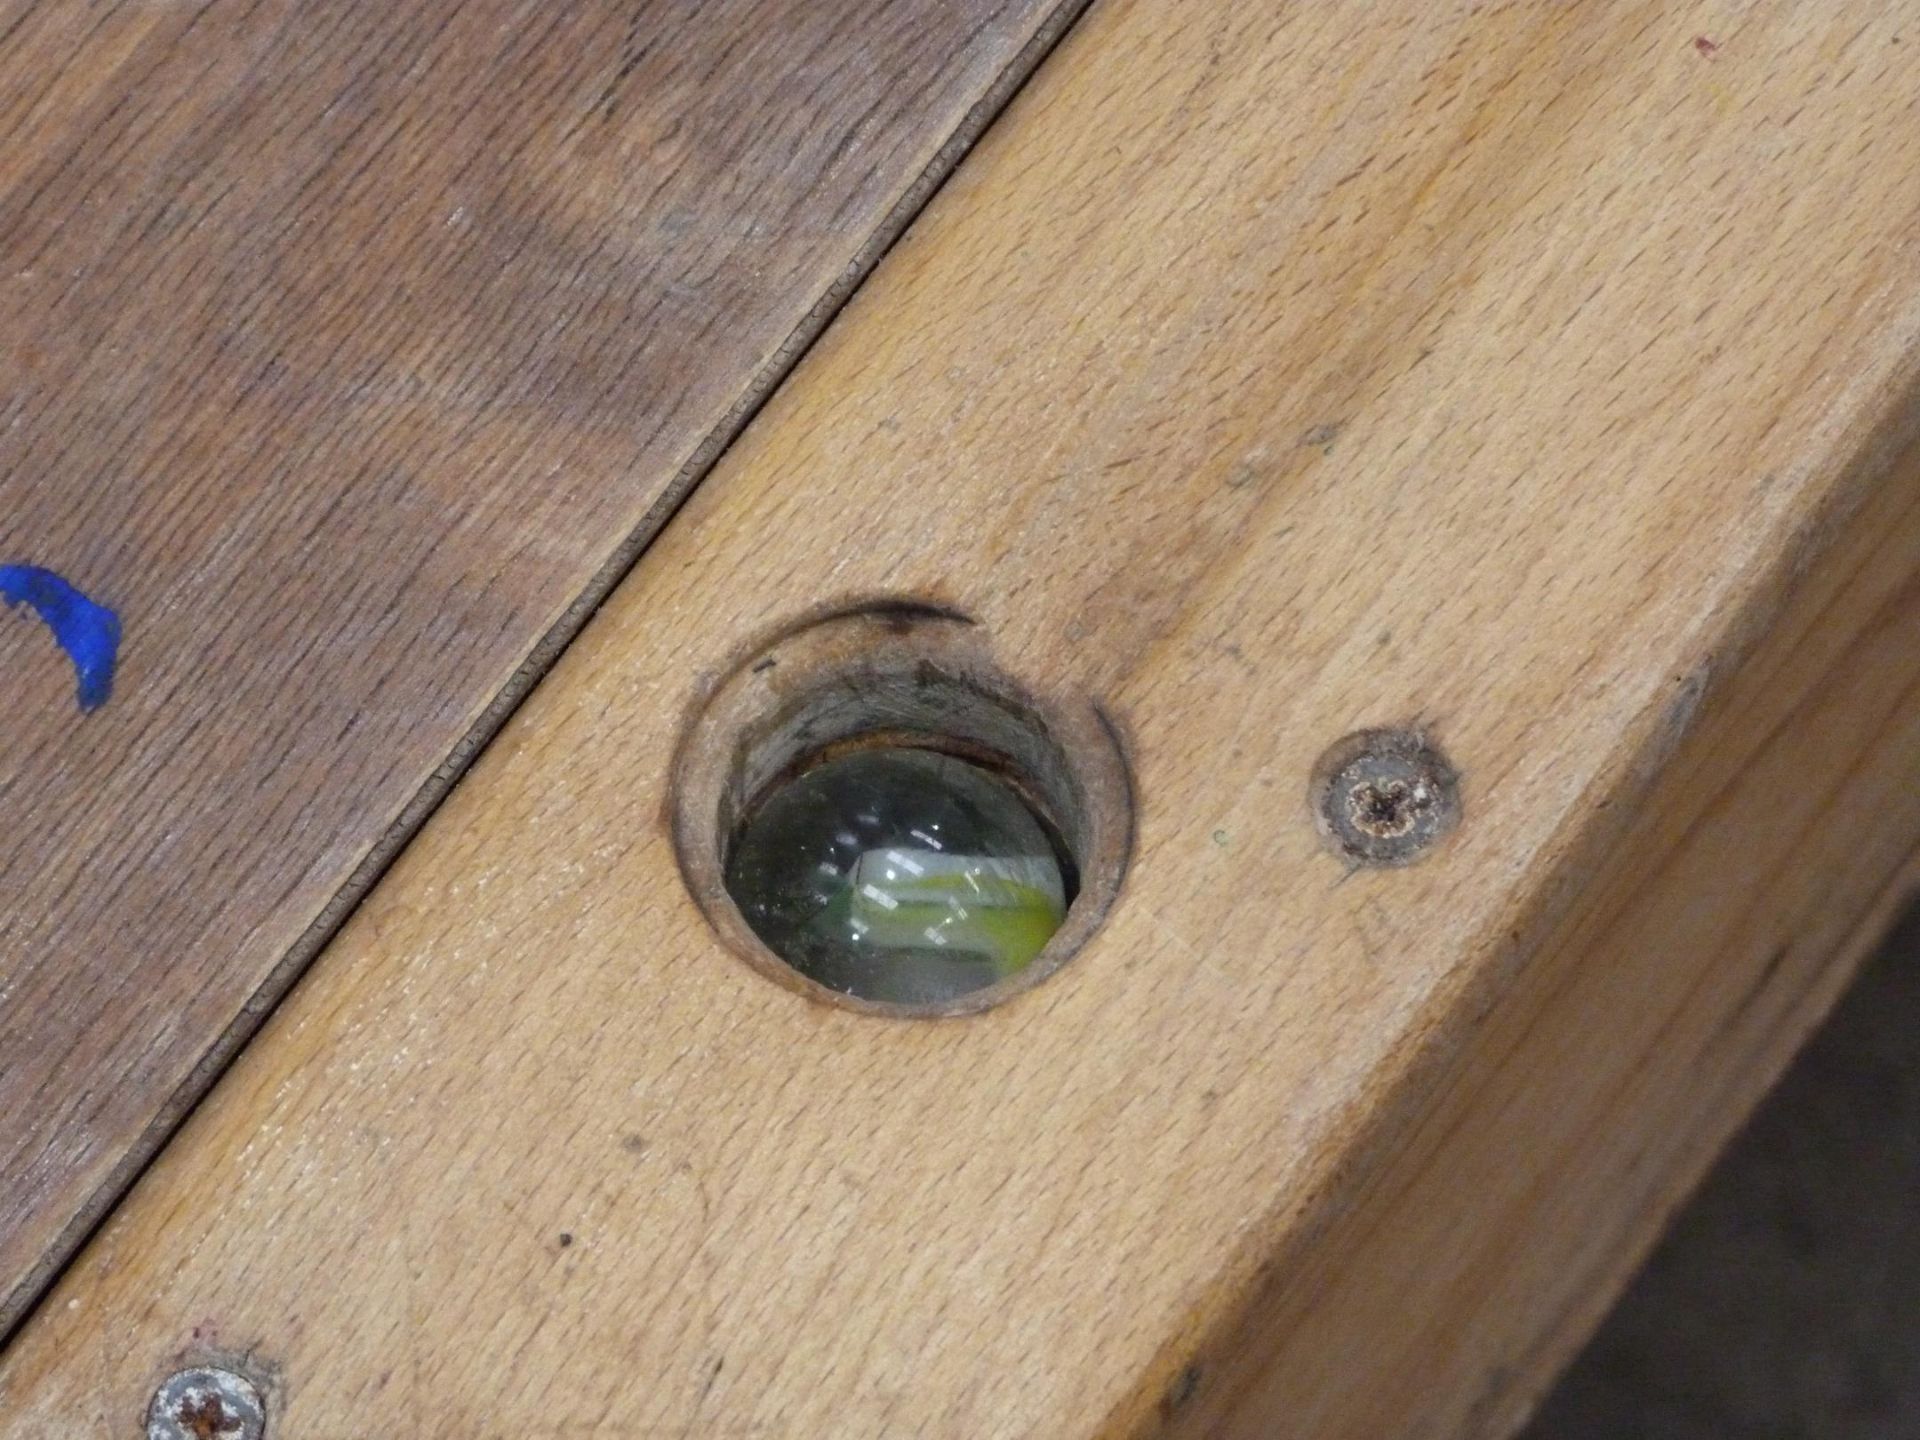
[147,1367,265,1440]
[1311,728,1460,866]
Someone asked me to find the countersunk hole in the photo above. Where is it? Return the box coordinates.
[672,607,1131,1017]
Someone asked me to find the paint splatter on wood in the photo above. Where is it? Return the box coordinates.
[0,566,120,712]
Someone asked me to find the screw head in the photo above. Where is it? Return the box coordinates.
[1312,728,1461,866]
[147,1367,265,1440]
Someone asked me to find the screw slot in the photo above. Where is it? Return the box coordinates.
[1312,728,1461,866]
[147,1368,265,1440]
[673,607,1131,1016]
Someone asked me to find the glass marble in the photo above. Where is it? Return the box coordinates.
[725,748,1069,1005]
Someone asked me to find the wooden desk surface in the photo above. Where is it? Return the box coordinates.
[2,3,1918,1437]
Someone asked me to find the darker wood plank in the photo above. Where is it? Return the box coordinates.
[0,0,1079,1332]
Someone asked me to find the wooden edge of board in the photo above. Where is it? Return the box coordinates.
[1149,412,1920,1438]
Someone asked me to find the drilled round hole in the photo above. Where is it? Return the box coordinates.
[673,607,1130,1016]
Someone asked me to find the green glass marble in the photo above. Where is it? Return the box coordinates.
[725,748,1069,1005]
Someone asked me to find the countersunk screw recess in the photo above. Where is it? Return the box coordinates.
[146,1367,265,1440]
[1311,727,1461,866]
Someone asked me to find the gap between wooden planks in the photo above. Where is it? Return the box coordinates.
[0,0,1089,1338]
[4,1,1920,1436]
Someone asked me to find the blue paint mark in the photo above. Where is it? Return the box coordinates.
[0,565,120,712]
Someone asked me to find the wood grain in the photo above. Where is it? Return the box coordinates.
[0,0,1085,1333]
[3,1,1919,1436]
[1170,434,1920,1438]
